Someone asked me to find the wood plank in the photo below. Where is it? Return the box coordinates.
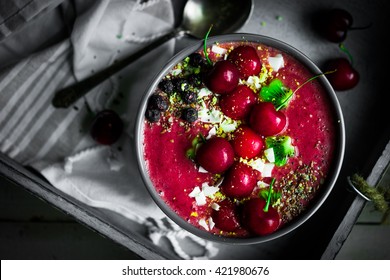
[0,175,73,221]
[335,225,390,260]
[0,221,141,260]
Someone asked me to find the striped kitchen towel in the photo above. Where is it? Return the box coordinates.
[0,0,64,41]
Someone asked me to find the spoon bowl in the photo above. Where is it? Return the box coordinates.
[52,0,254,108]
[181,0,253,38]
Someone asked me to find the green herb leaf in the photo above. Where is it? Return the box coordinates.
[260,186,281,203]
[260,79,293,110]
[265,136,295,167]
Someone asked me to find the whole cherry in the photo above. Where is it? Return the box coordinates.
[241,197,281,236]
[221,162,258,199]
[219,85,257,120]
[232,126,264,159]
[195,137,235,174]
[228,45,261,79]
[90,109,124,145]
[312,8,353,43]
[249,102,287,136]
[204,60,240,94]
[323,57,359,90]
[211,199,241,232]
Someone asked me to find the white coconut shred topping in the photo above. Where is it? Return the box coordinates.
[188,186,207,206]
[264,147,275,163]
[268,54,284,72]
[189,183,220,206]
[262,163,275,177]
[199,218,209,230]
[198,108,223,123]
[211,44,227,55]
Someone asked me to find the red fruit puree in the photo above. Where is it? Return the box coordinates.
[142,41,338,238]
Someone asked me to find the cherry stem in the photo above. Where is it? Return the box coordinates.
[204,24,213,66]
[199,133,207,143]
[276,70,336,111]
[349,22,373,31]
[275,91,293,111]
[275,70,337,111]
[263,178,275,212]
[339,43,354,65]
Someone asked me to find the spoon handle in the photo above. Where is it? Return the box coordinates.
[52,28,185,108]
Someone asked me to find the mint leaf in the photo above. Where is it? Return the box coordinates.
[265,136,295,166]
[260,79,293,110]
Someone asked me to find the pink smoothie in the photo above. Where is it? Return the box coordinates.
[142,41,337,237]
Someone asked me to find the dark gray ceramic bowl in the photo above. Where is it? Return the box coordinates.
[135,33,345,244]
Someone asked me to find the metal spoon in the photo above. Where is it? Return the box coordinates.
[52,0,253,108]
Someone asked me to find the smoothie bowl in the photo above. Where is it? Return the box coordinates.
[135,33,345,244]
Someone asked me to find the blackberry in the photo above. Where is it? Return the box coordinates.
[147,94,168,111]
[172,78,189,93]
[158,79,175,94]
[145,109,161,122]
[181,107,198,123]
[200,60,213,73]
[188,74,202,87]
[188,53,204,67]
[180,90,197,104]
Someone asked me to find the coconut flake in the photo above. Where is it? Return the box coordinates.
[211,44,227,55]
[208,217,215,230]
[188,186,208,206]
[202,184,219,197]
[198,108,223,123]
[246,75,261,89]
[199,218,209,230]
[264,147,275,163]
[198,166,209,173]
[211,202,220,211]
[268,54,284,72]
[189,186,201,197]
[262,163,275,177]
[198,88,212,99]
[195,192,207,206]
[247,158,265,173]
[206,126,217,139]
[220,119,237,133]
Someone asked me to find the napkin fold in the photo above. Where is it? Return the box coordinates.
[0,0,219,259]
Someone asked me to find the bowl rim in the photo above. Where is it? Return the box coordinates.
[135,33,345,245]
